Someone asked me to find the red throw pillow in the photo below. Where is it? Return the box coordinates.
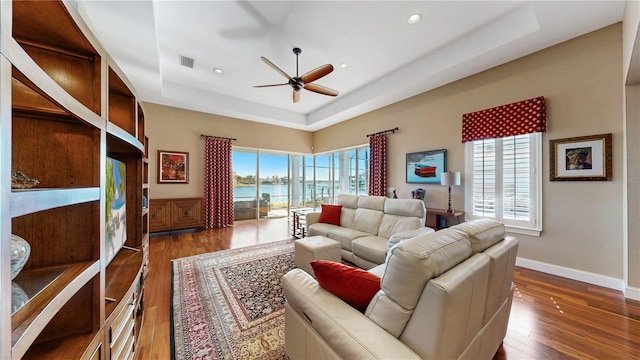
[318,204,342,226]
[310,260,381,312]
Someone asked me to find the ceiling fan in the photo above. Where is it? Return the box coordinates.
[254,47,339,103]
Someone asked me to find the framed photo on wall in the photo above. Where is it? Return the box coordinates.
[406,149,447,184]
[158,150,189,183]
[549,133,612,181]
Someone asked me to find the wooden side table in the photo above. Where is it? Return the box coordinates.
[426,208,465,230]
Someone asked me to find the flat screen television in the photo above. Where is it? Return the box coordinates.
[105,157,127,265]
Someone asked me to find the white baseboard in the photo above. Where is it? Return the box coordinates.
[516,257,627,293]
[625,285,640,301]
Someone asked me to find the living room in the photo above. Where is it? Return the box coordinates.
[2,0,639,359]
[148,21,639,298]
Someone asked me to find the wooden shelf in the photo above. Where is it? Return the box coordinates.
[108,67,135,136]
[22,326,98,360]
[105,248,143,319]
[11,261,100,358]
[1,1,149,358]
[12,0,101,115]
[11,187,99,218]
[106,122,144,153]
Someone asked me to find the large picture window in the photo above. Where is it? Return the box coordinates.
[232,145,370,219]
[464,133,542,236]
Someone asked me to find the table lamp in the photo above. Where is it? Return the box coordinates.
[441,171,461,213]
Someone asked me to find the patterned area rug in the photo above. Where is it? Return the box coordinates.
[171,239,294,360]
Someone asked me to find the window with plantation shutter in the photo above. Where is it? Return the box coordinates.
[465,133,542,236]
[462,97,545,236]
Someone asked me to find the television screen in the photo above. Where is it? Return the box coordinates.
[105,157,127,264]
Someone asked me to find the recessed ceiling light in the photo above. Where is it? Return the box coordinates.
[340,63,349,68]
[407,13,421,25]
[213,68,224,74]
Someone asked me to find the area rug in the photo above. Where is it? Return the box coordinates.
[171,239,294,360]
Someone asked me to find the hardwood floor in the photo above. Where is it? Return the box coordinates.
[135,218,640,360]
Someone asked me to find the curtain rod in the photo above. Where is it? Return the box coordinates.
[366,127,399,137]
[200,134,237,141]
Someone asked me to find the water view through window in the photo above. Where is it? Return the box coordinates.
[232,146,369,221]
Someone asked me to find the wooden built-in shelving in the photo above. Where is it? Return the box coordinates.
[0,1,149,359]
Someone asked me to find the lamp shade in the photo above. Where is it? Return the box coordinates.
[441,171,461,186]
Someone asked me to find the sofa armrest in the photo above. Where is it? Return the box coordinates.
[387,226,436,250]
[305,212,321,230]
[283,269,420,360]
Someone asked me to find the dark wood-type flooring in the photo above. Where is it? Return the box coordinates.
[135,218,640,360]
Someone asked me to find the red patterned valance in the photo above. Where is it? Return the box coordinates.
[462,96,546,142]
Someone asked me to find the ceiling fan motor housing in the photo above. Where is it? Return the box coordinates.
[290,77,304,91]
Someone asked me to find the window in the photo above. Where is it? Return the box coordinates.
[465,133,542,236]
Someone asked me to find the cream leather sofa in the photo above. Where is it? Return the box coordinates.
[306,194,431,269]
[283,219,518,360]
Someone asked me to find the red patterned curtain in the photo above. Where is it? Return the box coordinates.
[462,96,546,142]
[203,137,234,228]
[368,133,387,196]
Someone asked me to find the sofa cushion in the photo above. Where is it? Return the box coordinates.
[352,235,389,265]
[384,198,425,219]
[387,227,436,250]
[337,193,359,208]
[326,226,371,251]
[381,229,472,308]
[311,260,381,312]
[450,219,505,254]
[367,228,472,336]
[378,214,423,239]
[352,208,384,235]
[357,195,386,211]
[340,207,356,229]
[319,204,342,226]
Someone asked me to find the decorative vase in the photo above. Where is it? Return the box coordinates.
[11,282,29,313]
[11,234,31,280]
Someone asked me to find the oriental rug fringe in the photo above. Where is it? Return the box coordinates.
[171,239,294,360]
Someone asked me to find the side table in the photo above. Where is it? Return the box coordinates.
[291,208,315,239]
[426,208,465,230]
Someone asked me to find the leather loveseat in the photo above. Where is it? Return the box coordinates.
[283,219,519,360]
[306,194,431,269]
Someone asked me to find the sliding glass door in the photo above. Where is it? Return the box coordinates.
[232,149,258,221]
[259,152,289,218]
[231,145,370,221]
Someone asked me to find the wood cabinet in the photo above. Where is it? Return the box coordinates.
[149,198,203,233]
[426,208,465,230]
[0,1,149,359]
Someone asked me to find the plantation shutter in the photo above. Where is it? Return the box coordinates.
[472,139,496,217]
[503,135,531,221]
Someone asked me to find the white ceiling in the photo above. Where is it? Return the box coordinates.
[77,1,628,131]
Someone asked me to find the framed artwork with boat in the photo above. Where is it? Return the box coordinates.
[406,149,447,184]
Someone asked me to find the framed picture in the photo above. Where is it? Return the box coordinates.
[406,149,447,184]
[158,150,189,183]
[550,133,612,181]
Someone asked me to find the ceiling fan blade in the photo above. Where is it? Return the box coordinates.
[293,90,300,103]
[253,83,289,88]
[300,64,334,84]
[261,56,293,80]
[304,83,339,97]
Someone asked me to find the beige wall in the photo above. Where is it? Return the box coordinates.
[145,104,312,199]
[314,24,624,280]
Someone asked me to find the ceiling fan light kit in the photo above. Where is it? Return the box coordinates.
[255,47,339,103]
